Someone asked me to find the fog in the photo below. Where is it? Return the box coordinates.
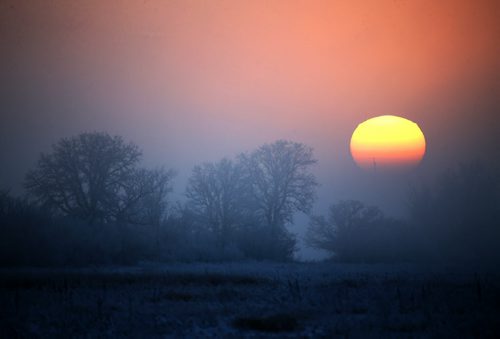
[1,0,499,261]
[2,2,500,336]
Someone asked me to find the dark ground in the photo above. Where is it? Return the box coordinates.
[1,262,499,338]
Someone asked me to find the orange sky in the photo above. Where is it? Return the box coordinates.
[1,0,499,217]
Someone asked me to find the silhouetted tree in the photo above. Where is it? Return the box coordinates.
[24,132,174,226]
[186,158,244,248]
[240,140,318,260]
[306,200,409,262]
[113,167,175,226]
[306,200,381,257]
[241,140,318,226]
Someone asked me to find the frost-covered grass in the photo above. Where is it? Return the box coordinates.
[1,262,499,337]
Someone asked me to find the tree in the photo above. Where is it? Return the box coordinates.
[127,167,176,258]
[240,140,318,259]
[25,132,173,225]
[112,167,175,226]
[306,200,381,256]
[241,140,318,226]
[306,200,408,262]
[186,158,244,248]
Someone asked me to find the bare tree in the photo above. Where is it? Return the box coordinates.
[186,158,244,247]
[110,167,175,226]
[240,140,318,228]
[24,132,173,225]
[239,140,318,260]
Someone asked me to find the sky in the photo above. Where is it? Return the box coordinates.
[1,0,499,258]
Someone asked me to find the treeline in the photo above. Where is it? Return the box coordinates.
[1,132,317,266]
[306,162,500,263]
[1,132,499,266]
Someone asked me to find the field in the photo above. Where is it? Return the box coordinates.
[1,262,499,337]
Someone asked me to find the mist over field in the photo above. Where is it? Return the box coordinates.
[1,0,499,337]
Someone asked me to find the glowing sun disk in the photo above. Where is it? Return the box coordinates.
[350,115,426,170]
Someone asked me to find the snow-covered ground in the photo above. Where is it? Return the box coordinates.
[1,262,499,337]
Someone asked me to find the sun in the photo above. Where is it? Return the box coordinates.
[350,115,426,171]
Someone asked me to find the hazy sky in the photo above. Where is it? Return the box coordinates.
[1,0,499,257]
